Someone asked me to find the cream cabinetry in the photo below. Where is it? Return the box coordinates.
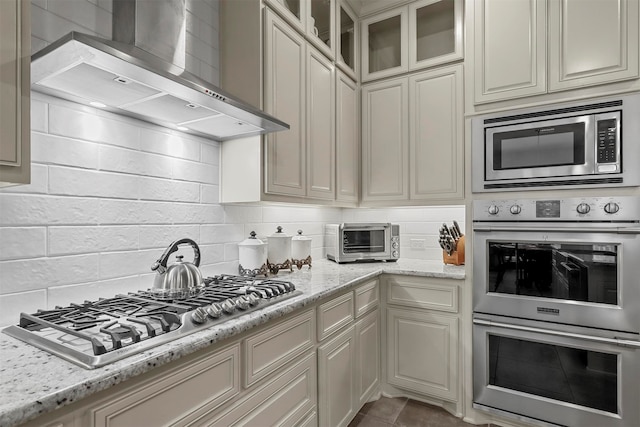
[317,279,380,427]
[361,0,463,82]
[362,64,464,205]
[336,0,358,80]
[336,69,359,203]
[384,275,460,402]
[473,0,639,104]
[0,0,30,186]
[220,2,360,205]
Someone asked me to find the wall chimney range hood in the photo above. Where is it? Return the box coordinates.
[30,0,289,142]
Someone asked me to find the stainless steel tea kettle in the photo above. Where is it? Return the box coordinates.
[150,238,204,299]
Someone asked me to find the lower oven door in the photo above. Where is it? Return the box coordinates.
[473,224,640,333]
[473,315,640,427]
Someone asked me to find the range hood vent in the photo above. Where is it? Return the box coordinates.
[30,1,288,142]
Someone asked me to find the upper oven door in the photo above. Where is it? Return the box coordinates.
[485,114,595,182]
[341,224,391,258]
[473,224,640,333]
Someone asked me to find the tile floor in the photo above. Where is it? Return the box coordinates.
[348,397,494,427]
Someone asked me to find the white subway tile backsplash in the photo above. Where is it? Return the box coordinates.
[48,166,140,199]
[0,254,99,293]
[99,145,173,178]
[200,224,245,244]
[0,290,47,327]
[172,203,225,225]
[138,128,201,162]
[97,0,113,13]
[223,205,262,224]
[30,4,92,44]
[200,142,219,165]
[0,163,49,195]
[200,184,219,204]
[0,194,99,226]
[199,243,225,265]
[138,225,200,249]
[46,0,111,38]
[0,227,47,261]
[172,159,218,185]
[223,242,239,262]
[31,99,48,132]
[49,104,140,150]
[98,249,157,280]
[48,226,139,256]
[32,133,99,169]
[47,276,145,309]
[138,176,200,203]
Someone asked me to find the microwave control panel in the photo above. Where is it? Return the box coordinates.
[597,118,618,165]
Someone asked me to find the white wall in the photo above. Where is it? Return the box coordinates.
[0,0,464,327]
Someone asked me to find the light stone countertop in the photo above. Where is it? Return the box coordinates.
[0,259,465,427]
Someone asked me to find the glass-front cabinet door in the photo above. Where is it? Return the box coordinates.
[409,0,463,70]
[308,0,335,59]
[361,7,408,81]
[336,0,357,80]
[264,0,306,33]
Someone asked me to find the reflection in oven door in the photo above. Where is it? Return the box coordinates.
[473,316,640,427]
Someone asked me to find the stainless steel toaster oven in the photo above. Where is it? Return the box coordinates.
[325,223,399,263]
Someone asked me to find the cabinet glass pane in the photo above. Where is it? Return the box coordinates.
[368,15,402,73]
[281,0,301,20]
[311,0,331,49]
[416,0,455,62]
[339,6,355,69]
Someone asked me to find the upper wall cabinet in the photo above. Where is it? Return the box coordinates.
[0,0,30,186]
[361,0,463,82]
[265,0,336,59]
[473,0,639,104]
[336,0,358,80]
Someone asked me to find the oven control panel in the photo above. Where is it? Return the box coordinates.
[474,196,639,222]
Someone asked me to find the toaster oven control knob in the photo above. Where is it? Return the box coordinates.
[509,205,521,215]
[392,251,399,258]
[392,242,399,249]
[488,205,499,215]
[604,202,620,214]
[576,203,591,214]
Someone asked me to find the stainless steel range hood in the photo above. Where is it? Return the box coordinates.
[30,1,288,142]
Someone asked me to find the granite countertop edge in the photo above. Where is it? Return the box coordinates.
[0,259,465,427]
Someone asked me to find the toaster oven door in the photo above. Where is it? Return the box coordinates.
[341,224,390,259]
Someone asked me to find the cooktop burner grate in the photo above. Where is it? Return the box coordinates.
[3,275,300,369]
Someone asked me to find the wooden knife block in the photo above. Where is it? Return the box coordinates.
[443,235,465,266]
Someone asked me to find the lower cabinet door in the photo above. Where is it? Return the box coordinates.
[206,353,317,427]
[355,310,379,406]
[318,326,357,427]
[89,344,241,427]
[387,307,458,401]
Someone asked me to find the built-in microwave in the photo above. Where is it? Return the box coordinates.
[325,223,399,263]
[472,92,640,192]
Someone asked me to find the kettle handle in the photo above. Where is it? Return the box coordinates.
[151,238,201,272]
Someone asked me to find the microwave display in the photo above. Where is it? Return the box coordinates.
[343,229,386,253]
[493,122,585,170]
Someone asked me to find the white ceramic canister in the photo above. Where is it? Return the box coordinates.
[238,231,268,276]
[291,229,312,269]
[267,226,292,270]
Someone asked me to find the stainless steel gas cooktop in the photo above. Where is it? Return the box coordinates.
[3,275,299,369]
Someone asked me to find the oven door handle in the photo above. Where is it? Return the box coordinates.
[473,318,640,348]
[473,225,640,234]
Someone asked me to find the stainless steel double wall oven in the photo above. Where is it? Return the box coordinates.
[472,197,640,427]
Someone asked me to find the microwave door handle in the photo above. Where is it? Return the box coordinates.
[473,318,640,348]
[473,225,640,234]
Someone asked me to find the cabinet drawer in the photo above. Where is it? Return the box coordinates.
[244,309,315,387]
[354,280,379,318]
[385,276,458,313]
[317,292,355,341]
[207,353,317,427]
[90,344,240,427]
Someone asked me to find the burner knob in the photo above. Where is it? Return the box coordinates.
[191,307,208,324]
[509,205,521,215]
[604,202,620,214]
[247,293,261,306]
[206,303,223,319]
[488,205,499,215]
[221,299,236,314]
[235,296,250,310]
[576,203,591,215]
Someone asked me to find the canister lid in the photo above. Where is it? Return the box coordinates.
[269,226,291,238]
[239,231,266,247]
[292,229,311,241]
